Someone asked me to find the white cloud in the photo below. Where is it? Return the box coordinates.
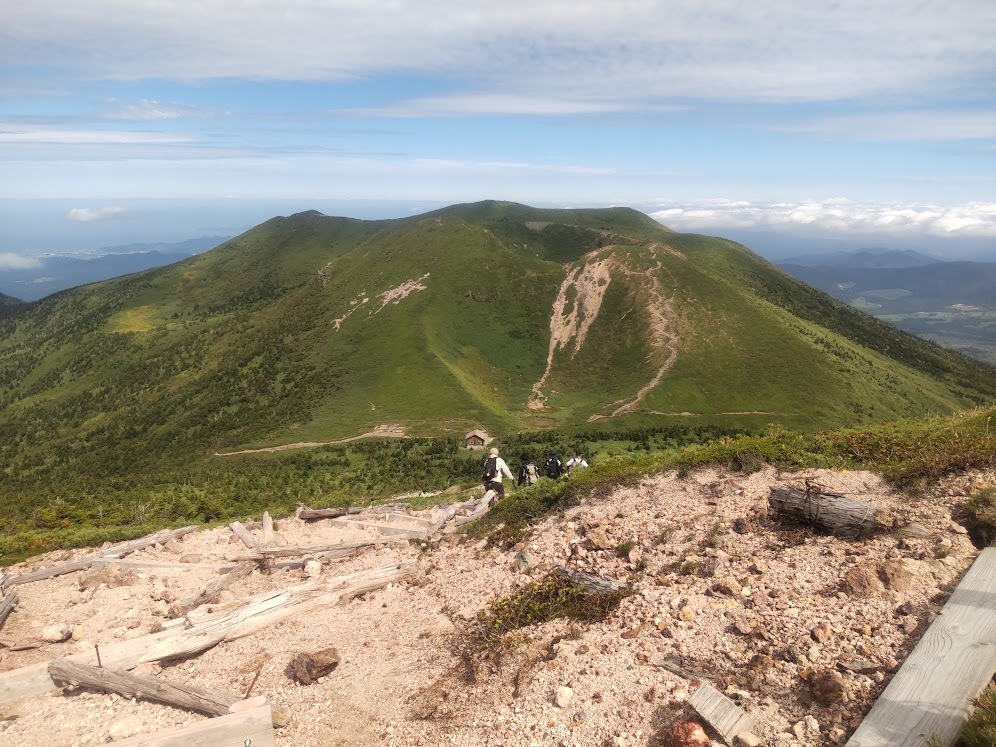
[765,109,996,141]
[0,252,43,270]
[66,206,133,222]
[347,93,685,117]
[103,98,210,121]
[0,127,192,144]
[651,199,996,239]
[1,1,993,105]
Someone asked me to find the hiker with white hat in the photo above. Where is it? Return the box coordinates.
[481,446,514,506]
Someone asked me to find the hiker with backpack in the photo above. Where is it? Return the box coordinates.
[517,453,539,487]
[481,447,514,505]
[544,451,563,480]
[565,451,589,476]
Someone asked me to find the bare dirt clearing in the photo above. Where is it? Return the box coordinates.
[0,466,990,746]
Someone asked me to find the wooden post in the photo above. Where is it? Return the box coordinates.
[295,506,363,521]
[261,512,274,544]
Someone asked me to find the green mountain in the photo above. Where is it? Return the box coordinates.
[1,201,994,486]
[0,291,23,308]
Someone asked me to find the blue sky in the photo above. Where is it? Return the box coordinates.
[1,0,995,261]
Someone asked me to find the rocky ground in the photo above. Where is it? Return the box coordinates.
[0,464,990,746]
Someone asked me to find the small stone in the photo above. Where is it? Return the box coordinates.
[678,606,697,622]
[661,719,709,747]
[715,575,742,596]
[290,647,340,685]
[555,685,574,708]
[736,733,761,747]
[41,624,72,643]
[811,621,833,643]
[108,715,144,741]
[303,559,322,578]
[810,668,847,705]
[845,563,884,597]
[749,560,768,574]
[177,553,201,564]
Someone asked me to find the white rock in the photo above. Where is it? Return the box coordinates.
[40,624,72,643]
[554,685,574,708]
[304,559,322,578]
[108,715,144,741]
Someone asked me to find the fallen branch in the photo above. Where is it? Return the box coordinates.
[0,591,18,631]
[168,561,256,618]
[141,562,415,663]
[49,659,290,727]
[4,526,198,587]
[768,485,886,538]
[295,505,364,521]
[228,521,257,549]
[224,537,402,562]
[553,566,626,595]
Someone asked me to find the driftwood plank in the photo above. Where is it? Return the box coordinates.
[846,547,996,747]
[228,521,256,549]
[168,561,256,618]
[4,526,198,587]
[329,517,428,538]
[108,704,275,747]
[140,563,414,663]
[553,566,625,594]
[689,681,757,744]
[0,591,19,630]
[224,537,401,562]
[49,659,291,728]
[295,505,363,520]
[0,626,184,706]
[261,512,274,544]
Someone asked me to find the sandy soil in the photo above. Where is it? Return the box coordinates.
[0,465,990,746]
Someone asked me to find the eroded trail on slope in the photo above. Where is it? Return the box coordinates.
[529,244,681,416]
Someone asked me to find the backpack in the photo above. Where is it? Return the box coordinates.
[482,456,498,483]
[544,457,562,479]
[524,463,539,485]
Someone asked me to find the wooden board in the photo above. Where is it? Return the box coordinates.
[846,547,996,747]
[689,681,757,744]
[108,704,274,747]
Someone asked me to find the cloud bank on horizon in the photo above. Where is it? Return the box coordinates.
[1,0,994,249]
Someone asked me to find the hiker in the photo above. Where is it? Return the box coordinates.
[517,453,539,486]
[565,451,589,475]
[544,451,563,479]
[481,447,514,505]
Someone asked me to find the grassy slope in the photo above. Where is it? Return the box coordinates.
[0,202,993,491]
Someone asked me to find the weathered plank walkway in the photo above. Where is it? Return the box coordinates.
[109,703,275,747]
[846,547,996,747]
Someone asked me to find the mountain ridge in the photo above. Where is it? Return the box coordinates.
[1,201,994,490]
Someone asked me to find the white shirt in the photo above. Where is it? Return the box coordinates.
[566,457,588,469]
[490,456,515,483]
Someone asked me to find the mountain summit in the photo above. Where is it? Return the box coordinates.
[1,201,994,477]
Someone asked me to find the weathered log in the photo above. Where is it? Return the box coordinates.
[261,512,274,544]
[168,561,256,618]
[552,566,626,595]
[228,521,257,548]
[295,505,363,520]
[0,591,19,630]
[141,562,414,663]
[224,537,401,562]
[48,659,291,728]
[768,486,885,537]
[111,704,275,747]
[4,526,198,587]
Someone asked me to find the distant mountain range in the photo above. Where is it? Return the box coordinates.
[0,236,229,301]
[777,251,996,365]
[777,248,942,268]
[1,201,993,490]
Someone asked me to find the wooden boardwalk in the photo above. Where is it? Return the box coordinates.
[846,547,996,747]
